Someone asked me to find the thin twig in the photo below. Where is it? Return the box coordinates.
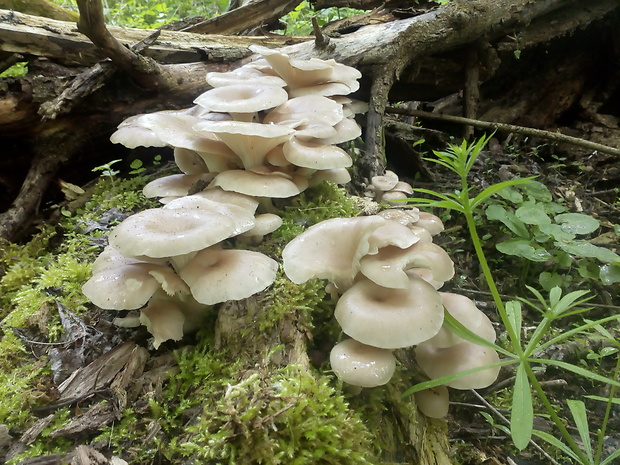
[385,107,620,157]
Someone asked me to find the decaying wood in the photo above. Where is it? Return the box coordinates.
[0,9,305,66]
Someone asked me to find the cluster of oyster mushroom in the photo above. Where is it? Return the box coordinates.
[82,46,367,348]
[282,184,501,418]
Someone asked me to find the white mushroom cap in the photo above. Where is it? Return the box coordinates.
[316,117,362,145]
[193,120,294,169]
[142,173,215,200]
[366,220,422,253]
[211,168,308,198]
[371,170,399,192]
[206,67,286,88]
[178,247,278,305]
[238,213,283,243]
[194,84,289,121]
[112,111,237,158]
[382,191,408,205]
[414,385,450,419]
[249,45,335,89]
[82,248,189,310]
[414,340,501,390]
[423,293,496,349]
[263,95,345,128]
[307,168,351,186]
[195,188,259,214]
[359,241,455,289]
[414,211,445,235]
[334,275,444,349]
[108,195,255,259]
[377,208,421,227]
[282,216,386,290]
[329,339,396,387]
[282,137,352,170]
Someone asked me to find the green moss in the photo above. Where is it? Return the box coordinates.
[173,364,373,464]
[275,182,360,242]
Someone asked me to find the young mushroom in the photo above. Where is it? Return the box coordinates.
[330,338,396,388]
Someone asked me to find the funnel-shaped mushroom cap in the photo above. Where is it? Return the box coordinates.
[359,241,455,289]
[377,208,421,227]
[178,247,278,305]
[317,117,362,145]
[108,195,255,259]
[371,170,399,192]
[282,216,386,289]
[282,137,352,170]
[414,385,450,419]
[193,120,294,169]
[194,84,288,121]
[250,45,335,89]
[414,340,501,390]
[82,247,189,310]
[366,220,422,253]
[196,188,259,214]
[239,213,283,243]
[423,293,496,349]
[334,275,444,349]
[330,339,396,387]
[211,168,308,198]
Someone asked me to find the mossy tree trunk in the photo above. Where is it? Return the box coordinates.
[0,0,78,21]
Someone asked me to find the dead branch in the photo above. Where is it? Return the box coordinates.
[385,107,620,157]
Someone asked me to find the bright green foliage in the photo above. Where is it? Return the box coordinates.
[51,0,228,28]
[0,62,28,77]
[486,181,620,290]
[404,135,620,465]
[282,1,366,35]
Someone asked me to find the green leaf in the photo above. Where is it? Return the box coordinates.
[505,301,522,345]
[537,359,620,388]
[520,181,553,202]
[534,313,620,352]
[485,205,529,237]
[554,213,600,235]
[443,311,515,357]
[471,177,535,210]
[583,395,620,405]
[567,400,593,463]
[600,263,620,284]
[401,359,516,397]
[601,447,620,465]
[515,203,552,225]
[511,364,533,450]
[539,272,563,292]
[496,239,552,262]
[555,241,620,264]
[532,430,581,462]
[538,223,575,242]
[496,186,523,204]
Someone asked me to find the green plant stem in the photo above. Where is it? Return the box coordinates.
[594,353,620,464]
[463,201,592,463]
[524,361,590,464]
